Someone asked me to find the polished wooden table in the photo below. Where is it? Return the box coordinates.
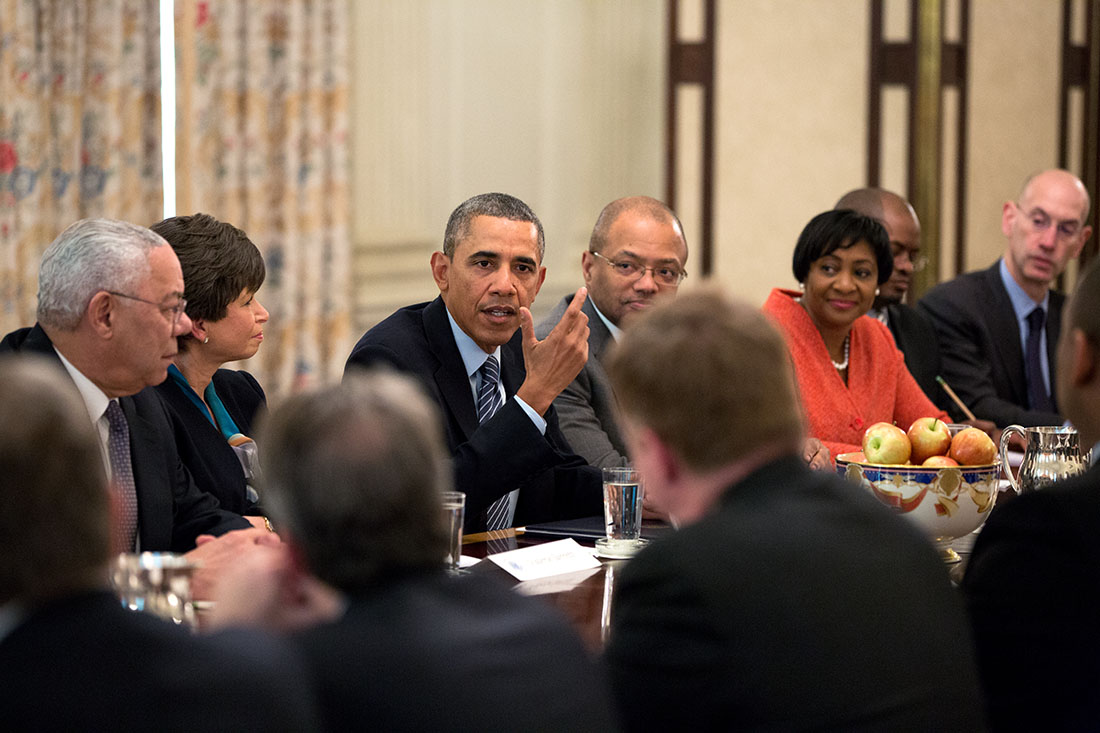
[462,528,625,652]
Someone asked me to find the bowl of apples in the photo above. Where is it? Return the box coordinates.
[835,418,1001,563]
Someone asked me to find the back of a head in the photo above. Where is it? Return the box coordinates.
[607,286,804,470]
[0,356,110,605]
[260,370,451,591]
[36,218,167,331]
[150,213,265,323]
[443,192,545,260]
[1069,259,1100,344]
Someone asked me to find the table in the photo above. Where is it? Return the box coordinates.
[462,528,624,652]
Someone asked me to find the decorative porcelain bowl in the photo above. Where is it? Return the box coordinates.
[835,452,1001,563]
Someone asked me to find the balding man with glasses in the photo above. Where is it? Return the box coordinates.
[536,197,689,469]
[0,218,253,553]
[919,169,1094,427]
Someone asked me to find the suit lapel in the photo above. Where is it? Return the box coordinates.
[583,297,615,363]
[981,264,1029,402]
[423,298,482,440]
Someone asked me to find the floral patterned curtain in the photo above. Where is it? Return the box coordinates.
[174,0,351,398]
[0,0,162,335]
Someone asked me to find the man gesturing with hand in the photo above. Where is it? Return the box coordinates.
[346,193,601,531]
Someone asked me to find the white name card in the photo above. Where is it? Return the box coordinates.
[488,538,601,582]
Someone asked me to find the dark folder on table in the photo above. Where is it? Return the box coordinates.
[523,516,672,541]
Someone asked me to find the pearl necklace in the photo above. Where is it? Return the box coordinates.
[831,334,850,371]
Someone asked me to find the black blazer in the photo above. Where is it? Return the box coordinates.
[885,302,953,413]
[918,260,1064,426]
[293,570,617,731]
[0,591,319,731]
[962,462,1100,731]
[345,297,601,531]
[603,455,985,731]
[154,369,266,516]
[0,325,250,550]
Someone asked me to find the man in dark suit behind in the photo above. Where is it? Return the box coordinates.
[962,259,1100,731]
[209,370,617,731]
[345,193,601,531]
[919,169,1093,427]
[602,287,984,731]
[0,357,317,731]
[835,187,953,413]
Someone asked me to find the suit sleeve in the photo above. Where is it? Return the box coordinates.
[604,549,730,730]
[919,290,1062,427]
[149,396,250,551]
[961,491,1100,730]
[552,367,628,470]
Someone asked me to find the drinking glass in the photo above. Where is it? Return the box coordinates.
[596,467,647,559]
[110,552,198,629]
[441,491,466,573]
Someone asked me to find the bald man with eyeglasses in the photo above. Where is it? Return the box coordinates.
[919,170,1094,427]
[536,197,690,470]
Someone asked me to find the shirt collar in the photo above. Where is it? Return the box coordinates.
[445,307,503,378]
[999,257,1050,321]
[589,300,622,342]
[54,347,112,424]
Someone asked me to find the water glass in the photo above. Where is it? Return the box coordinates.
[441,491,466,573]
[110,552,198,629]
[596,467,647,558]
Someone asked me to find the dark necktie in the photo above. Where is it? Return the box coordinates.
[105,400,139,551]
[1025,307,1054,413]
[478,356,510,531]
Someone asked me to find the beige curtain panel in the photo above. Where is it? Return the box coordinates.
[0,0,162,336]
[174,0,352,398]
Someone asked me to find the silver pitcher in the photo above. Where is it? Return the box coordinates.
[999,425,1090,494]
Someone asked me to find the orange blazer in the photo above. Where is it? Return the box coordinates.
[763,288,948,458]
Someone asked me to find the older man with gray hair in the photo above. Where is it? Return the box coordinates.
[210,369,617,730]
[0,218,257,557]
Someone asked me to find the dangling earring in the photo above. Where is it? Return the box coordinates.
[203,336,210,344]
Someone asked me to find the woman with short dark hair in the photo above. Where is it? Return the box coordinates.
[152,213,270,519]
[762,209,947,457]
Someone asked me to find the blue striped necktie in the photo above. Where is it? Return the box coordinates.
[478,356,510,530]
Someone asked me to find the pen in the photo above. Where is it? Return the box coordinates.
[935,375,977,422]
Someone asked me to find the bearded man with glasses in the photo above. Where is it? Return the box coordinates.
[919,169,1093,427]
[0,218,260,561]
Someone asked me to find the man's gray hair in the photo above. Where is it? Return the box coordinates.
[442,192,545,261]
[260,369,452,591]
[37,218,168,330]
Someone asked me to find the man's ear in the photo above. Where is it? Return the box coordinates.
[636,426,681,485]
[86,291,115,338]
[189,319,207,343]
[1001,200,1017,238]
[1069,329,1098,388]
[430,251,450,294]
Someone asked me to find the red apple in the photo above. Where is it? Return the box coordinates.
[949,427,997,465]
[862,422,911,465]
[922,455,959,468]
[907,417,952,463]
